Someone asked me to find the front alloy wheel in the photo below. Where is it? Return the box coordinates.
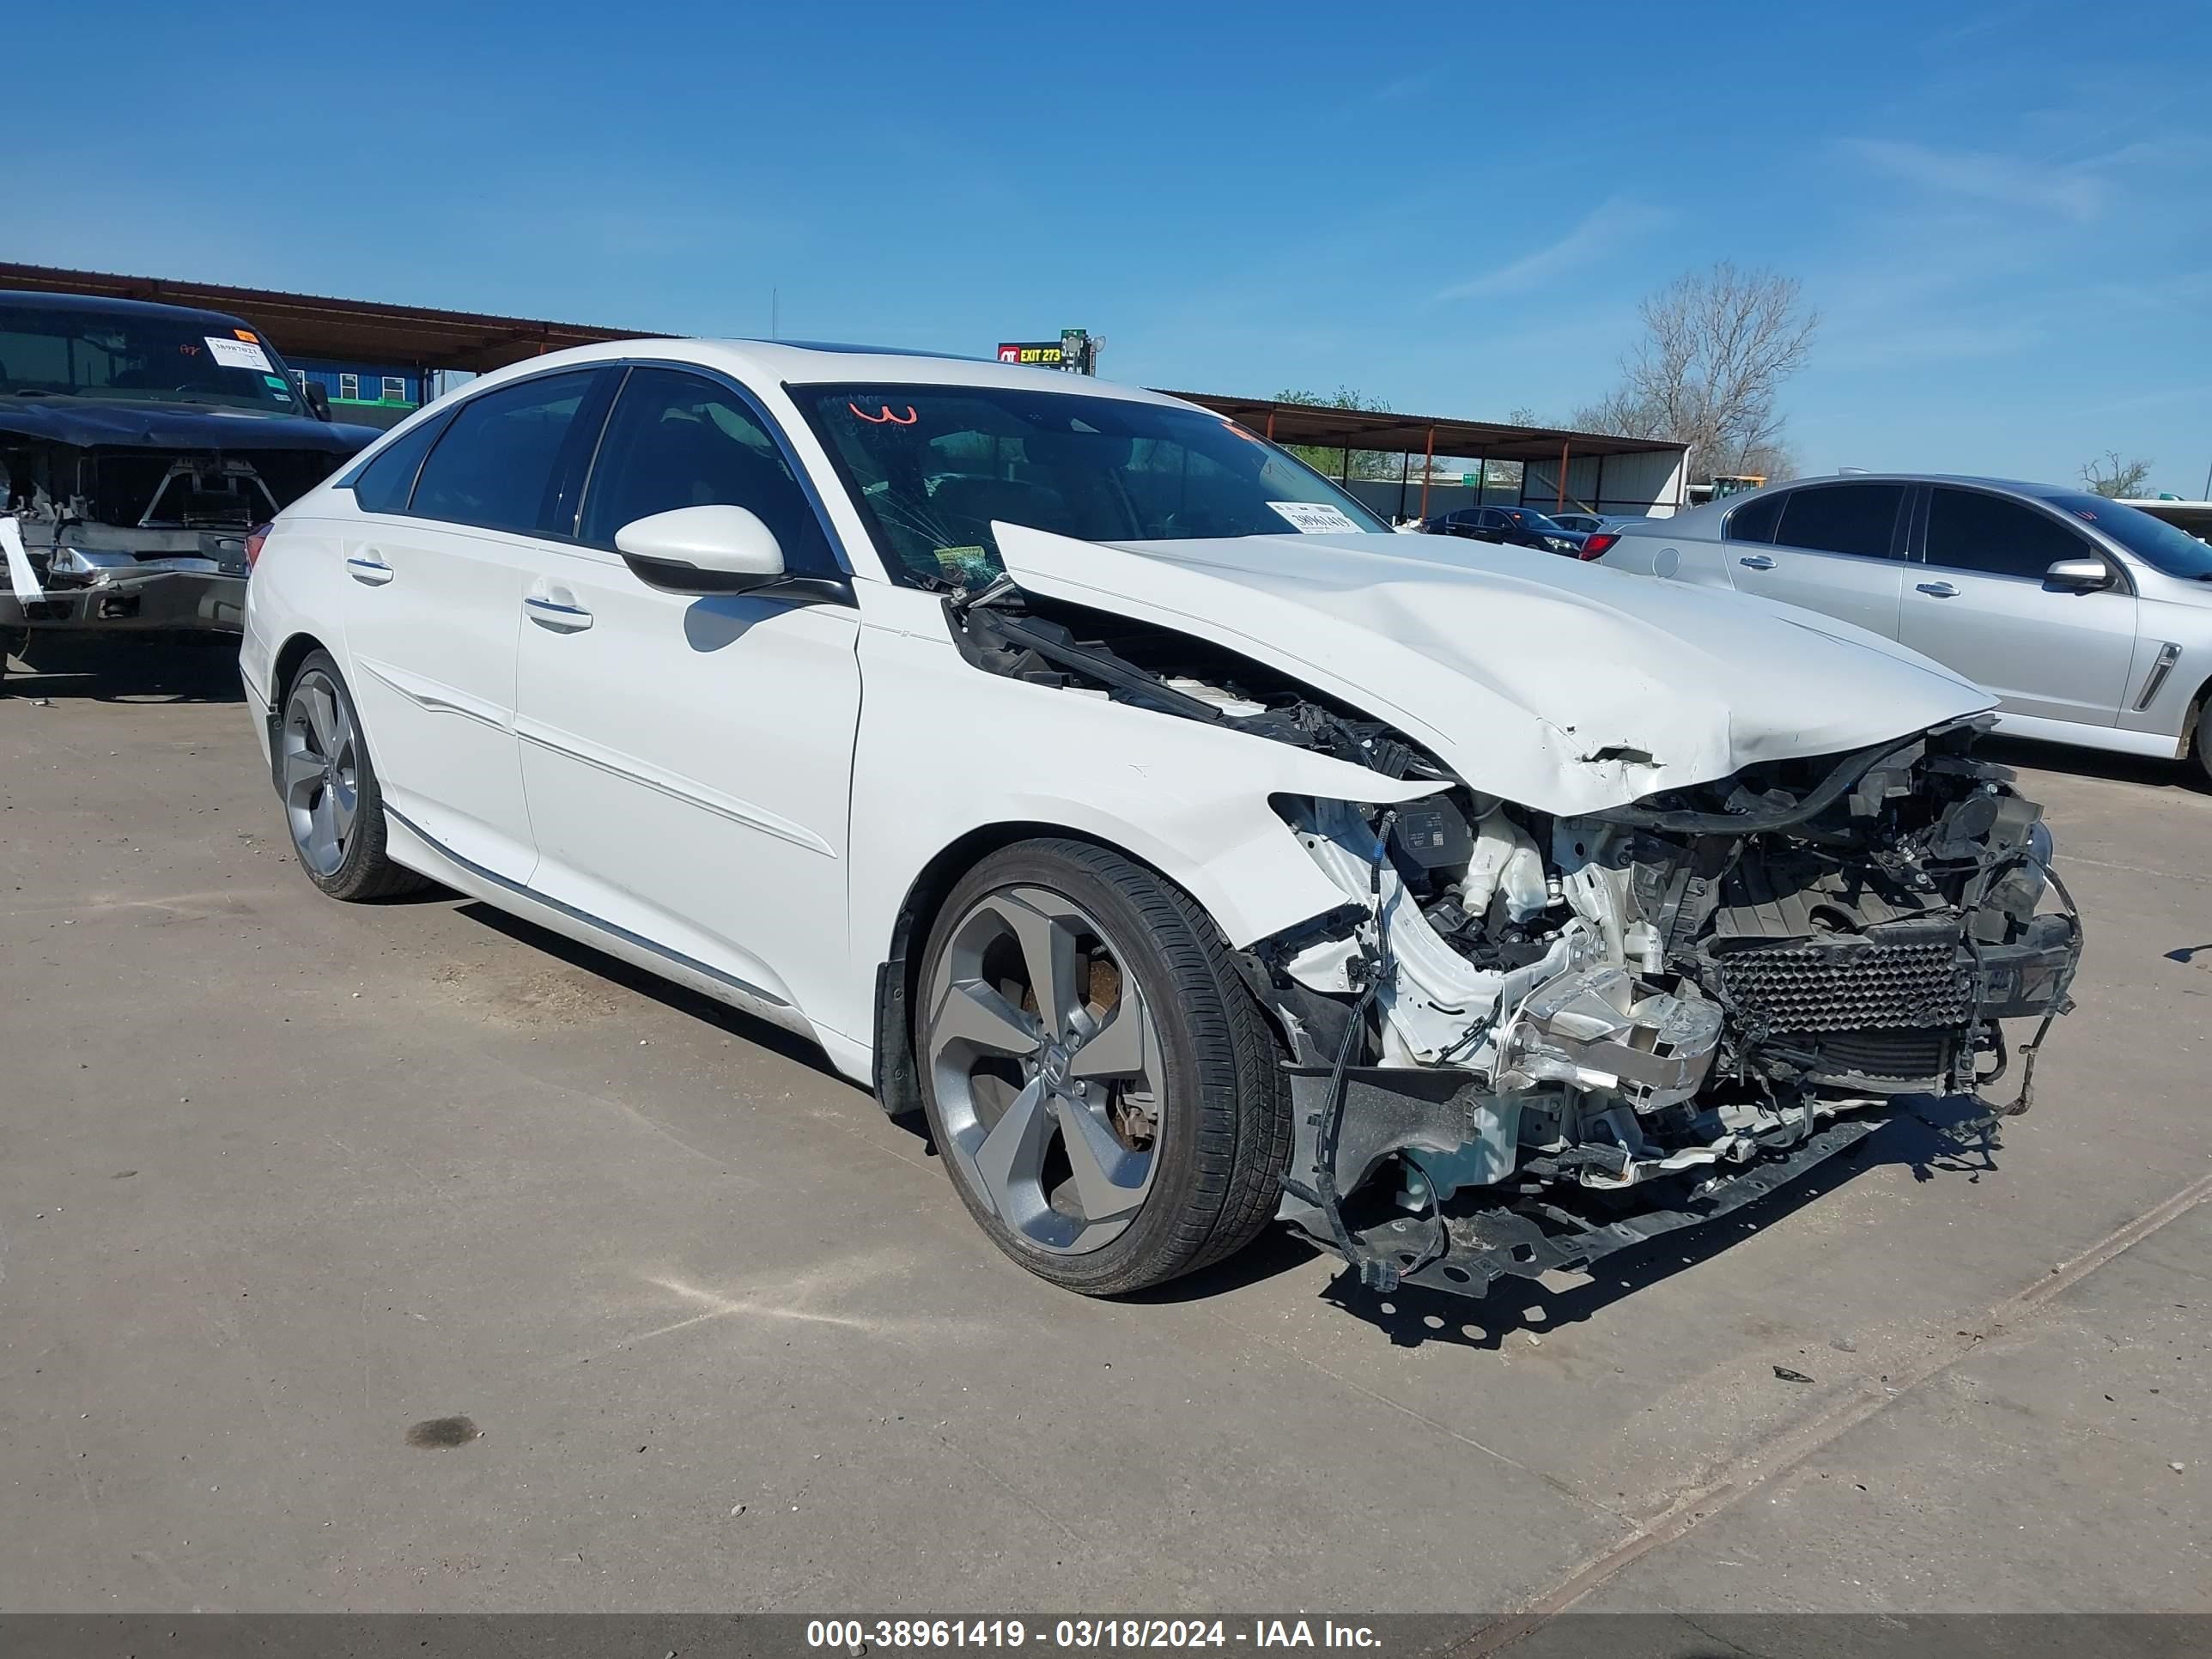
[916,839,1291,1295]
[927,885,1167,1255]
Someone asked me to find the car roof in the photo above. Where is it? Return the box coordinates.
[448,336,1195,410]
[1730,472,2081,501]
[1625,473,2096,538]
[0,287,255,333]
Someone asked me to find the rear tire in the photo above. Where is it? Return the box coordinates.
[278,651,429,901]
[915,838,1291,1296]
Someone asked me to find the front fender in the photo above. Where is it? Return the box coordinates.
[838,608,1431,1045]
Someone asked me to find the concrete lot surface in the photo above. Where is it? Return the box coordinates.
[2,645,2206,1625]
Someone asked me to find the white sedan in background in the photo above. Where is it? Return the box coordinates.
[242,342,2080,1302]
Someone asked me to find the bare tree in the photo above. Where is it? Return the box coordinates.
[2080,451,2155,498]
[1575,263,1818,484]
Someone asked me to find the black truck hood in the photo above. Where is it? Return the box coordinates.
[0,395,378,456]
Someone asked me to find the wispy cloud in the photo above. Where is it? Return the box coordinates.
[1819,317,2048,372]
[1435,198,1670,301]
[1923,1,2041,50]
[1375,69,1438,101]
[1842,137,2107,222]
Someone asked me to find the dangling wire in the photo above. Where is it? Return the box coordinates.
[1993,854,2083,1119]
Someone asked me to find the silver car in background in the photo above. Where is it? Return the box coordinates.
[1599,475,2212,783]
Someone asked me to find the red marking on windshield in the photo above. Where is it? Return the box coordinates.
[850,403,919,425]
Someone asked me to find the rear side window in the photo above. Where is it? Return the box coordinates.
[1925,488,2094,579]
[348,414,449,515]
[410,369,600,535]
[1723,492,1784,544]
[1774,483,1905,559]
[579,368,834,573]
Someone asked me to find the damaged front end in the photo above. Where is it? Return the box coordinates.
[2,435,349,637]
[1260,727,2081,1295]
[946,580,2083,1298]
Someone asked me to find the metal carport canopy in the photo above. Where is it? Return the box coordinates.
[1156,390,1684,465]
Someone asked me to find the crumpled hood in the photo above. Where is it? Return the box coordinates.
[0,396,376,455]
[992,524,1996,815]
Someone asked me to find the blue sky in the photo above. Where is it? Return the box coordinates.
[19,1,2210,488]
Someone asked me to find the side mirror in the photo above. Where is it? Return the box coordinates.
[616,505,787,594]
[301,381,333,421]
[2045,556,2113,592]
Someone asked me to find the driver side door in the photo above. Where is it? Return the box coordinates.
[512,365,863,1028]
[1899,485,2137,727]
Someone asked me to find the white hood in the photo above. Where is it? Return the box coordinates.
[992,525,1996,816]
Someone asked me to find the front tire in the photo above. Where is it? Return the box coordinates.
[915,838,1291,1296]
[278,651,429,901]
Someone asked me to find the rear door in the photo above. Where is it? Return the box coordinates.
[1726,482,1910,638]
[1900,485,2136,726]
[338,366,611,880]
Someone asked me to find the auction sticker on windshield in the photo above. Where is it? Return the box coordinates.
[204,337,275,374]
[1267,501,1364,534]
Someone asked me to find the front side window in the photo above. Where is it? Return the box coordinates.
[410,368,599,536]
[797,383,1389,588]
[1925,489,2097,580]
[579,367,833,572]
[1773,483,1905,559]
[2048,494,2212,580]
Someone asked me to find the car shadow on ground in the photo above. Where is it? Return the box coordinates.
[2,637,246,704]
[451,899,848,1079]
[1979,734,2203,795]
[1309,1096,2007,1351]
[439,890,2017,1333]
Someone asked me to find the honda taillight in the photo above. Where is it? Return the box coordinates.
[244,522,273,572]
[1578,532,1619,561]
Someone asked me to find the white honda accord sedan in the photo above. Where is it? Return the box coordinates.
[242,341,2081,1301]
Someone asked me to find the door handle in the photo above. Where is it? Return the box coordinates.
[524,593,593,633]
[1738,555,1775,570]
[346,553,394,586]
[1916,580,1960,598]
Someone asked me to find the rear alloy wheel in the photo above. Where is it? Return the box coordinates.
[279,652,428,901]
[917,839,1291,1295]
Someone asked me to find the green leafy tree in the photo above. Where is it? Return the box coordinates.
[1273,387,1405,480]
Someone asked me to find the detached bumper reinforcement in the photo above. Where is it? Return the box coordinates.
[1323,1115,1888,1297]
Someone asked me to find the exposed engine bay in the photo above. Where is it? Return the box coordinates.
[948,581,2083,1297]
[2,437,339,635]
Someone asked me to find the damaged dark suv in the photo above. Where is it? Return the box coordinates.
[1,290,375,670]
